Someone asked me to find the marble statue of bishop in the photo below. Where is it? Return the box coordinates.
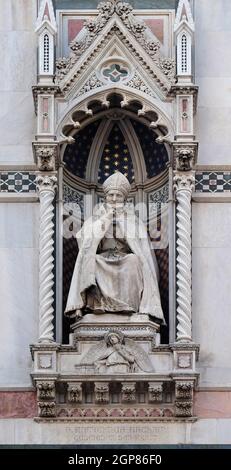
[65,171,164,323]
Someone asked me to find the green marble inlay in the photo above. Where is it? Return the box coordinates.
[103,63,128,82]
[53,0,178,11]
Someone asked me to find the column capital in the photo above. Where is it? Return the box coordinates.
[36,174,57,193]
[173,171,195,193]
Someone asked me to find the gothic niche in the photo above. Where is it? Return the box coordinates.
[62,97,170,344]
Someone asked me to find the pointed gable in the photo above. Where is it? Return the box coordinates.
[174,0,194,33]
[36,0,57,34]
[55,1,175,97]
[43,3,51,22]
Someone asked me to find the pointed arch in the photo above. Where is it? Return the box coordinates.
[57,86,175,152]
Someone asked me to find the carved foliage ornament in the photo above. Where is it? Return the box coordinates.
[175,401,193,417]
[121,382,136,402]
[175,381,193,400]
[67,383,83,403]
[95,382,110,404]
[38,402,56,417]
[148,382,163,403]
[37,381,56,418]
[36,175,57,193]
[56,0,175,83]
[37,382,55,400]
[175,381,194,417]
[173,173,195,192]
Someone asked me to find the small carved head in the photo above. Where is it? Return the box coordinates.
[105,330,124,346]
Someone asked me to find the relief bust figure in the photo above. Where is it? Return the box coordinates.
[65,171,164,323]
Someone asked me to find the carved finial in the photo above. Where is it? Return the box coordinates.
[35,0,57,34]
[174,0,194,33]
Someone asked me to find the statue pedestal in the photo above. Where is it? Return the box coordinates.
[31,314,199,421]
[71,313,160,348]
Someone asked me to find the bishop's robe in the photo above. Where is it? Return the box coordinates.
[65,204,164,322]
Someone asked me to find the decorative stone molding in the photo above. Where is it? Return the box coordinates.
[38,354,53,369]
[55,0,175,91]
[94,382,110,404]
[169,85,198,96]
[38,401,56,418]
[175,400,193,417]
[36,380,56,417]
[148,383,163,403]
[173,144,197,171]
[169,85,198,114]
[175,381,194,400]
[56,406,176,420]
[175,378,194,417]
[67,383,83,404]
[36,175,57,343]
[32,85,60,115]
[33,144,58,171]
[174,172,195,192]
[31,346,198,420]
[177,353,192,369]
[37,381,56,400]
[126,73,155,98]
[121,382,136,403]
[172,342,199,372]
[174,172,195,342]
[77,73,103,97]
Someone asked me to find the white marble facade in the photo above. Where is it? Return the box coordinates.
[195,0,231,165]
[1,0,231,444]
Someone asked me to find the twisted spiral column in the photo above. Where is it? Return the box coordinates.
[174,173,195,342]
[37,175,57,343]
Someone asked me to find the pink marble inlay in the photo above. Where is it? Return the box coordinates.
[42,98,49,132]
[195,391,231,418]
[144,19,164,44]
[0,392,37,418]
[68,19,85,44]
[43,3,51,22]
[182,98,189,132]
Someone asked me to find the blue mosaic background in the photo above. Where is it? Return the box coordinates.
[64,118,169,182]
[131,119,169,179]
[98,124,134,183]
[64,120,100,179]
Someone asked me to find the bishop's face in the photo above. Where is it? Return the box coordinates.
[105,189,125,209]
